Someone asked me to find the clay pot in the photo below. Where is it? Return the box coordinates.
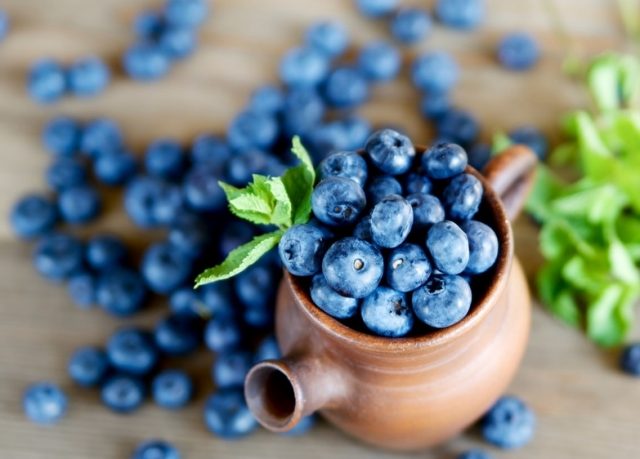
[245,145,538,451]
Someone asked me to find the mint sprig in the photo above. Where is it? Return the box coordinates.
[194,136,315,287]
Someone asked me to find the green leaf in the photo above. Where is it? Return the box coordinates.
[561,254,610,295]
[491,132,513,156]
[606,228,640,284]
[549,182,627,224]
[587,55,622,112]
[283,137,316,225]
[586,283,632,347]
[265,177,292,227]
[574,111,615,180]
[219,179,275,225]
[291,136,315,183]
[550,289,581,327]
[194,231,283,286]
[525,164,565,222]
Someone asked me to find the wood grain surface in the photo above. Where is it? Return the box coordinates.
[0,1,637,458]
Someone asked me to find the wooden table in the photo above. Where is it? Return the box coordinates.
[0,0,637,457]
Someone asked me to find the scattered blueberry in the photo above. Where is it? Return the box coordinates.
[461,220,498,274]
[96,268,147,317]
[509,126,548,160]
[169,212,209,258]
[279,47,329,88]
[254,335,281,362]
[10,194,57,239]
[145,139,184,179]
[0,10,8,41]
[42,116,81,156]
[67,57,110,97]
[23,382,68,425]
[305,21,349,58]
[420,91,450,120]
[620,342,640,376]
[390,8,431,45]
[227,110,279,151]
[282,87,325,137]
[204,316,242,353]
[311,177,366,227]
[154,314,200,356]
[183,164,226,212]
[386,243,432,292]
[94,149,137,185]
[107,327,158,376]
[412,274,472,328]
[86,234,127,271]
[27,59,66,104]
[101,374,145,413]
[497,33,539,71]
[191,134,231,165]
[366,176,402,204]
[169,287,202,317]
[457,450,493,459]
[159,26,197,60]
[426,220,469,275]
[57,185,101,224]
[199,281,235,317]
[46,157,87,191]
[483,395,536,449]
[123,43,171,81]
[423,142,468,180]
[152,370,193,409]
[68,271,97,308]
[68,346,109,387]
[357,41,401,82]
[133,439,181,459]
[412,52,459,94]
[318,151,368,187]
[365,129,415,175]
[435,0,485,30]
[234,263,277,311]
[164,0,208,28]
[33,233,84,281]
[370,195,413,248]
[310,273,359,319]
[141,242,192,294]
[322,237,383,298]
[203,388,259,439]
[212,350,253,389]
[134,10,164,40]
[436,109,480,147]
[322,67,369,109]
[361,287,414,337]
[278,224,331,276]
[80,118,123,158]
[442,173,483,220]
[248,85,285,114]
[406,192,445,228]
[355,0,399,18]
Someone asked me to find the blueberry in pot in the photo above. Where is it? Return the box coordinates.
[406,193,445,229]
[366,176,402,205]
[279,224,332,276]
[365,129,415,175]
[422,142,468,180]
[309,273,359,319]
[311,177,366,227]
[461,220,498,274]
[404,172,432,195]
[426,220,469,275]
[317,151,368,187]
[353,215,373,241]
[361,286,414,337]
[442,173,483,220]
[412,274,472,328]
[322,237,383,298]
[386,243,432,292]
[370,194,413,248]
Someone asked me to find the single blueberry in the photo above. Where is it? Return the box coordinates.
[426,221,469,275]
[461,220,498,274]
[57,185,101,224]
[169,287,201,317]
[411,52,459,93]
[46,157,87,191]
[282,87,325,137]
[412,274,472,328]
[234,263,277,310]
[386,243,432,292]
[483,395,536,449]
[310,273,359,319]
[227,110,279,151]
[243,303,275,329]
[68,271,97,308]
[311,177,366,227]
[390,8,431,44]
[67,57,110,97]
[27,59,66,104]
[0,10,9,41]
[204,316,242,353]
[125,176,172,227]
[199,281,235,317]
[10,194,57,239]
[155,313,200,356]
[318,151,368,187]
[404,172,432,195]
[152,370,193,409]
[141,242,192,294]
[468,143,491,170]
[322,237,383,298]
[370,195,413,248]
[353,215,373,241]
[168,212,209,259]
[254,334,281,362]
[509,126,548,160]
[23,382,68,425]
[223,148,271,186]
[279,46,330,88]
[133,439,181,459]
[435,0,485,29]
[145,139,184,179]
[422,142,468,180]
[68,346,109,387]
[204,388,258,439]
[436,109,480,147]
[358,41,401,82]
[107,327,158,376]
[620,343,640,376]
[33,233,83,281]
[305,21,349,58]
[101,374,145,413]
[497,33,539,71]
[365,129,415,175]
[355,0,398,18]
[86,234,127,271]
[212,350,253,389]
[339,116,372,150]
[281,415,317,437]
[94,149,137,185]
[191,134,231,165]
[248,85,285,114]
[361,286,414,337]
[322,67,369,109]
[457,450,493,459]
[279,224,332,276]
[42,116,81,156]
[80,118,123,158]
[307,116,372,160]
[164,0,208,28]
[123,43,171,81]
[420,91,450,120]
[96,268,148,317]
[406,192,445,229]
[134,10,164,40]
[366,176,402,205]
[183,164,226,212]
[159,26,197,60]
[442,173,483,220]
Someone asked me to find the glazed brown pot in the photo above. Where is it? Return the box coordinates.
[244,145,538,451]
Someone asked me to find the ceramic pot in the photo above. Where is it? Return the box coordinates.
[244,145,537,451]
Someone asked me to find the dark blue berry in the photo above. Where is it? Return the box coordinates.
[183,164,226,212]
[204,388,258,439]
[145,139,184,179]
[227,110,279,151]
[94,149,137,185]
[318,151,368,187]
[353,215,373,241]
[420,91,450,120]
[422,142,468,179]
[366,176,402,205]
[46,157,87,191]
[279,224,331,276]
[23,382,68,424]
[358,41,401,82]
[365,129,415,175]
[435,0,484,30]
[282,87,325,137]
[370,195,413,248]
[426,220,469,275]
[123,43,170,81]
[164,0,208,28]
[27,59,66,104]
[58,185,101,224]
[412,274,472,328]
[159,26,197,60]
[279,47,329,88]
[199,281,234,317]
[310,273,359,319]
[107,327,158,376]
[436,109,480,147]
[152,370,193,409]
[234,263,277,310]
[497,33,539,71]
[322,67,369,109]
[154,314,200,356]
[68,271,96,308]
[461,220,498,274]
[68,346,109,387]
[322,237,383,298]
[443,173,483,220]
[191,134,231,165]
[86,234,127,271]
[141,242,192,294]
[125,176,176,227]
[386,243,432,292]
[67,57,110,97]
[457,450,493,459]
[390,8,431,44]
[483,396,536,449]
[248,85,285,114]
[404,172,432,195]
[96,267,147,317]
[406,192,445,228]
[468,143,491,170]
[133,440,181,459]
[33,233,83,281]
[223,149,270,186]
[411,52,459,93]
[204,316,242,353]
[134,10,164,40]
[42,116,81,156]
[509,126,548,160]
[0,10,8,41]
[355,0,398,17]
[307,116,372,160]
[10,194,57,239]
[312,177,366,227]
[361,286,414,337]
[168,212,208,258]
[254,335,281,362]
[305,21,349,57]
[80,118,123,158]
[212,350,253,389]
[101,374,145,413]
[620,342,640,376]
[169,287,201,317]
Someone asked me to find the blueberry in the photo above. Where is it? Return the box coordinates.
[46,157,87,191]
[281,415,317,436]
[497,33,539,71]
[80,118,123,158]
[370,195,413,248]
[305,21,349,57]
[404,172,432,195]
[123,43,171,81]
[191,134,231,165]
[159,26,197,60]
[361,286,414,337]
[422,142,468,180]
[435,0,484,29]
[219,221,253,256]
[94,149,137,185]
[443,173,483,220]
[278,224,331,276]
[96,268,147,317]
[386,243,432,292]
[141,242,192,294]
[468,143,491,170]
[310,273,359,319]
[125,176,175,227]
[42,116,81,156]
[234,263,277,310]
[279,46,330,88]
[436,109,479,147]
[199,281,235,317]
[67,57,110,97]
[10,194,57,239]
[212,350,253,388]
[282,87,325,137]
[243,303,274,329]
[254,334,281,362]
[460,220,498,275]
[311,177,366,227]
[406,192,445,228]
[68,346,109,387]
[169,213,209,258]
[355,0,398,18]
[107,327,158,376]
[322,67,369,109]
[411,52,459,93]
[390,8,431,44]
[420,91,450,120]
[101,374,145,413]
[353,215,373,241]
[223,149,270,186]
[0,10,8,41]
[143,139,184,179]
[155,314,200,355]
[183,164,226,212]
[307,116,371,160]
[204,316,242,352]
[483,396,536,449]
[426,221,469,275]
[322,237,383,298]
[339,116,372,150]
[164,0,208,28]
[318,151,368,187]
[365,129,415,175]
[509,126,548,160]
[412,274,472,328]
[33,233,83,281]
[134,10,164,40]
[204,388,258,439]
[227,110,279,151]
[152,370,193,409]
[620,343,640,376]
[248,85,285,114]
[27,59,66,104]
[133,440,181,459]
[23,382,67,425]
[169,287,201,317]
[457,450,493,459]
[358,41,401,82]
[68,271,96,308]
[58,185,101,224]
[366,176,402,205]
[86,234,127,271]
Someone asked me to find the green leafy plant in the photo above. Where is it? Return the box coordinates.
[194,136,315,287]
[526,53,640,347]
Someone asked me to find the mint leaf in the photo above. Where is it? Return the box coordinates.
[586,283,628,347]
[491,132,513,155]
[194,231,283,286]
[283,137,316,225]
[219,180,274,225]
[587,55,621,112]
[525,164,565,222]
[291,136,315,183]
[551,289,581,327]
[266,177,292,227]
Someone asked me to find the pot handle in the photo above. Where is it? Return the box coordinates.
[482,145,538,221]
